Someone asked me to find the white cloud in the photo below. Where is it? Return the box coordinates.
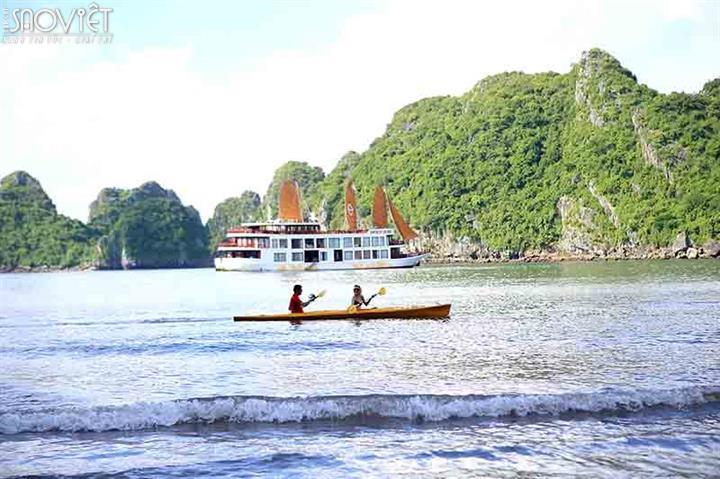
[1,0,718,222]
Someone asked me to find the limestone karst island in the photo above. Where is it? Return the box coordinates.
[3,2,720,477]
[2,49,717,272]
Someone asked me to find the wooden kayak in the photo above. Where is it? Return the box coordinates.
[234,304,451,322]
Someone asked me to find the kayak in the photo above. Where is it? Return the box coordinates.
[233,304,451,322]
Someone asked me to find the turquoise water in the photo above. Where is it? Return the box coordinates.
[1,261,719,477]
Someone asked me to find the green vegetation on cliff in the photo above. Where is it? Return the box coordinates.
[311,151,361,228]
[89,182,209,269]
[206,191,262,250]
[0,174,210,271]
[263,161,325,220]
[0,172,96,269]
[3,49,718,270]
[307,49,719,253]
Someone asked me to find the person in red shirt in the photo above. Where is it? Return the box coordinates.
[288,284,316,314]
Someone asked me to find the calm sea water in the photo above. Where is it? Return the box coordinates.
[1,261,719,477]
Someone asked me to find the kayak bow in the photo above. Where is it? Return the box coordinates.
[234,304,451,322]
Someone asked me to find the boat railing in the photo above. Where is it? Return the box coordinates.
[226,227,373,235]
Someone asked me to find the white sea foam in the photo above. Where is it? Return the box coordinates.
[1,386,717,434]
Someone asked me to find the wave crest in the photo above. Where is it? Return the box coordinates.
[1,386,717,434]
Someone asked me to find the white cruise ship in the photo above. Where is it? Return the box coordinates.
[214,181,425,272]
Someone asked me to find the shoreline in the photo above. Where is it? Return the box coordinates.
[2,254,718,273]
[414,239,720,265]
[426,255,719,265]
[0,265,215,274]
[423,249,720,265]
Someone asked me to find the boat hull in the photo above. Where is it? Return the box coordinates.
[216,254,426,272]
[234,304,451,322]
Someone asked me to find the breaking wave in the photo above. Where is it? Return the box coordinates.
[2,386,718,434]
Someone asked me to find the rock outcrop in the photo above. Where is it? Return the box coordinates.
[671,231,689,255]
[587,181,621,229]
[0,171,96,270]
[89,181,210,269]
[632,109,672,182]
[702,240,720,258]
[556,196,606,255]
[575,51,606,127]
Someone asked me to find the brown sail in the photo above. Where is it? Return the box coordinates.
[278,180,302,222]
[344,181,358,231]
[388,197,418,241]
[372,187,388,228]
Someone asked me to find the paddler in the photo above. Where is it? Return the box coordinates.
[288,284,317,314]
[350,285,376,309]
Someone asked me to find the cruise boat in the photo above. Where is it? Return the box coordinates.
[214,181,425,272]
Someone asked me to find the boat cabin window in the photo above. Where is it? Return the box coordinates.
[372,250,379,259]
[304,238,315,249]
[291,252,303,262]
[235,237,269,248]
[363,250,371,259]
[320,251,328,261]
[354,250,362,260]
[232,250,260,259]
[343,237,353,248]
[284,224,320,233]
[291,239,302,249]
[380,249,389,259]
[316,238,326,248]
[362,237,371,247]
[343,251,353,261]
[271,238,289,249]
[273,252,287,262]
[328,238,341,248]
[353,237,361,247]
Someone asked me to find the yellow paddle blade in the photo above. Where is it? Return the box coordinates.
[378,287,386,296]
[315,289,326,298]
[347,305,358,313]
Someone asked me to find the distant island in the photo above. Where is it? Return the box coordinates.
[1,49,718,271]
[0,172,209,271]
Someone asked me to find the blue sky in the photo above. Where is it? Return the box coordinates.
[1,0,719,221]
[112,1,379,66]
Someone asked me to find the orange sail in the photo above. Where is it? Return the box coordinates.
[372,187,388,228]
[345,181,358,231]
[388,196,418,241]
[278,180,302,222]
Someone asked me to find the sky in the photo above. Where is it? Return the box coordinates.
[1,0,719,222]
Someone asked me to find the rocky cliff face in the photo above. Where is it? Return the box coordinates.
[302,48,719,259]
[89,181,210,269]
[0,171,96,270]
[0,171,56,211]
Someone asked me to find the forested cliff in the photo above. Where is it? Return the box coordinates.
[2,49,718,270]
[300,49,719,259]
